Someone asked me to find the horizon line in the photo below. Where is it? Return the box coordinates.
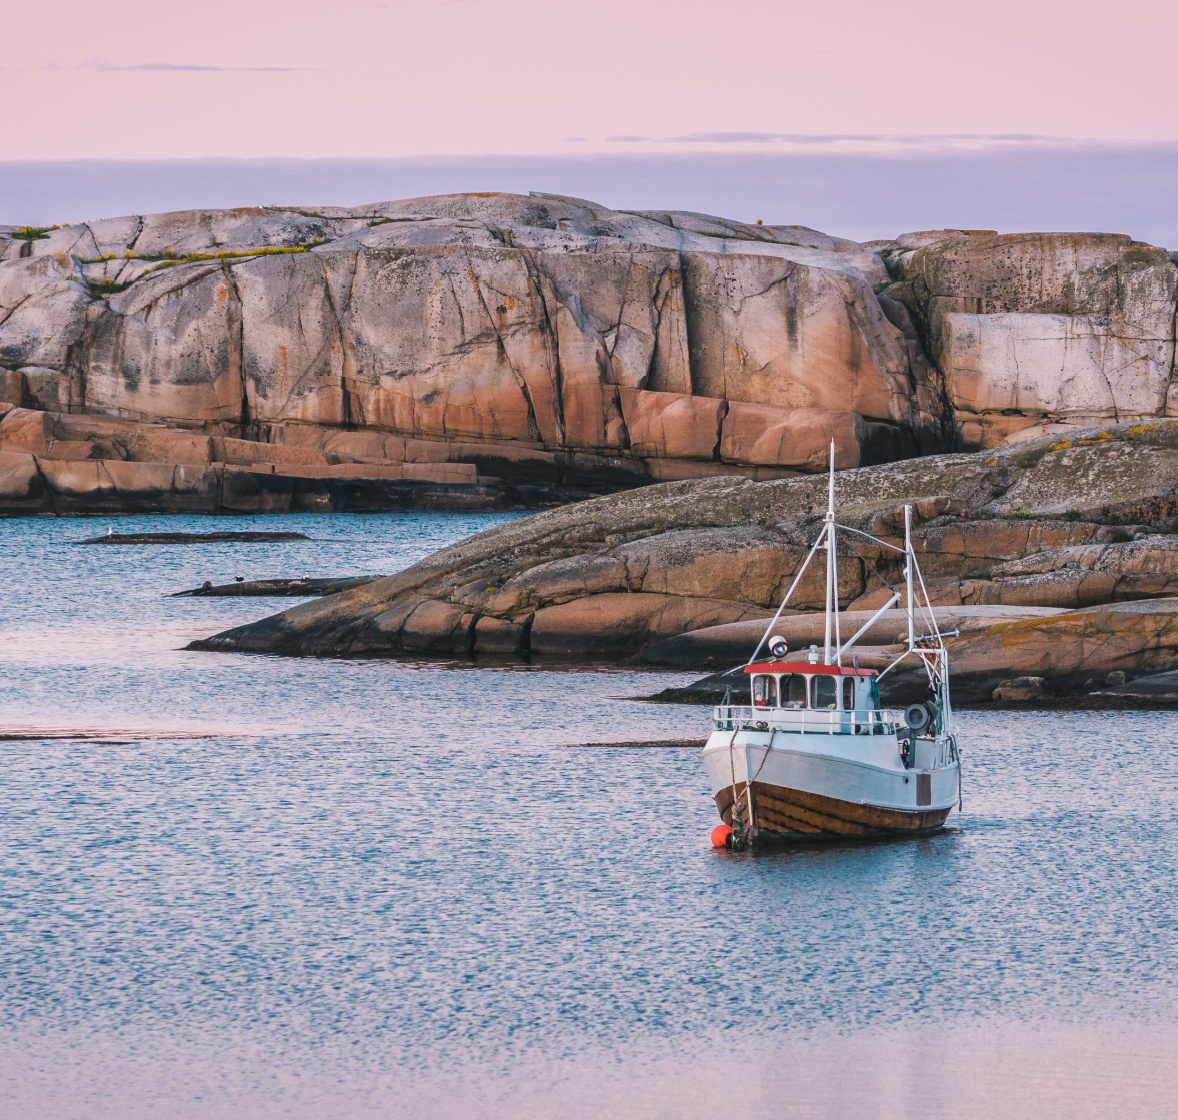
[4,137,1178,166]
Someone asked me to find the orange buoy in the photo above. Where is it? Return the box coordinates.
[711,824,734,849]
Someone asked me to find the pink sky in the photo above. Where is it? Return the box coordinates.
[3,0,1177,160]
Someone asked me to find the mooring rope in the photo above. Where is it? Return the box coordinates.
[725,720,747,850]
[742,728,776,839]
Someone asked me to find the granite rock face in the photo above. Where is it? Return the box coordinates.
[4,198,1176,514]
[877,231,1178,449]
[188,419,1178,698]
[0,194,941,507]
[0,405,503,514]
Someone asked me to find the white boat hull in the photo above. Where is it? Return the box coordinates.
[703,727,960,841]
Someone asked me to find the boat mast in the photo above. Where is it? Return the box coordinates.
[904,503,915,652]
[824,442,836,665]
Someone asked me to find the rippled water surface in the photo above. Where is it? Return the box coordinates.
[1,513,1177,1118]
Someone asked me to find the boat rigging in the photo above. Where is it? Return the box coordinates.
[702,443,962,848]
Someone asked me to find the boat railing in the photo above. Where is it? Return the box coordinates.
[712,705,902,736]
[931,735,959,768]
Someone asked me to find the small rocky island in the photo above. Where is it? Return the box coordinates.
[175,575,379,597]
[190,419,1178,704]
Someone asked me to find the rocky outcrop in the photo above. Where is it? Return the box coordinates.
[81,530,307,544]
[1088,667,1178,704]
[187,418,1178,701]
[0,404,513,513]
[5,199,1176,514]
[953,535,1178,608]
[635,598,1178,704]
[633,605,1069,667]
[0,194,944,512]
[875,231,1178,449]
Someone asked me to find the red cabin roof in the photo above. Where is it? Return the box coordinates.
[744,661,878,677]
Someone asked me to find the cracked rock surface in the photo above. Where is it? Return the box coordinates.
[187,418,1178,696]
[1,193,935,490]
[3,196,1176,513]
[877,231,1178,448]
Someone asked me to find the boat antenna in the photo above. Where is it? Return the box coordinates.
[739,441,845,670]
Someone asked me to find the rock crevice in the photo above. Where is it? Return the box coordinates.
[4,197,1177,511]
[3,194,955,501]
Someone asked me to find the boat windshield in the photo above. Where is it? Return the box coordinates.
[781,674,807,707]
[812,675,838,710]
[748,672,867,711]
[752,675,776,708]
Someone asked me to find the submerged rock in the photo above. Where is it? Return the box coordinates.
[174,575,380,597]
[80,531,309,544]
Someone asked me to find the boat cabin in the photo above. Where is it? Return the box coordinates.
[744,662,880,713]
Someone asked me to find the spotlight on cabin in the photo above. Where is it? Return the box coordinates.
[769,635,789,658]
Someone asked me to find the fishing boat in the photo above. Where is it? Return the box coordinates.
[702,445,962,847]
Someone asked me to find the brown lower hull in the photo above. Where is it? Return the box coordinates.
[717,781,951,842]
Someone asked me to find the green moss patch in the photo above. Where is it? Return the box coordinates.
[78,240,329,269]
[86,278,134,298]
[8,225,59,240]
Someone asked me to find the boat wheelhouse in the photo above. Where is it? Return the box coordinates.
[744,659,882,731]
[702,445,962,846]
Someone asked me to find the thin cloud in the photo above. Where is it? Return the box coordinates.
[76,55,316,73]
[669,131,1062,145]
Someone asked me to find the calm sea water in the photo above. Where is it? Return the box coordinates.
[1,513,1176,1119]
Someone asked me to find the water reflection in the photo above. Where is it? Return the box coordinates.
[1,513,1176,1117]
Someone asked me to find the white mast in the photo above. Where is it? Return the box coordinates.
[832,443,842,664]
[904,503,915,651]
[824,442,836,665]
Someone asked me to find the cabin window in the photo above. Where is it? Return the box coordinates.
[752,675,776,708]
[783,674,808,707]
[842,677,855,710]
[812,675,838,710]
